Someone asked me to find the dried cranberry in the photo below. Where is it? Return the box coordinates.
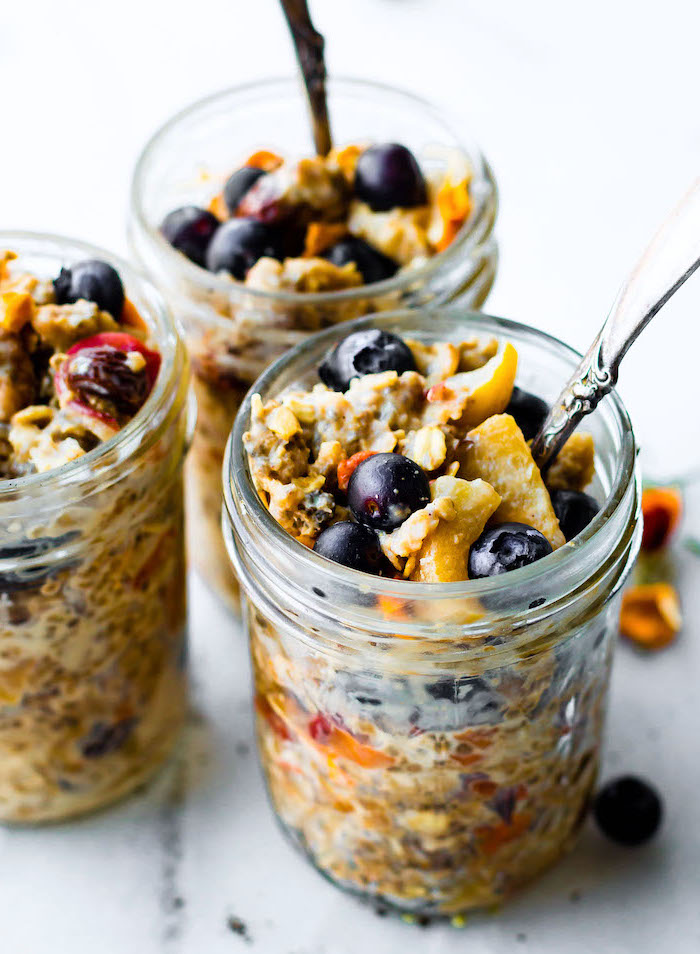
[309,713,333,743]
[56,332,160,423]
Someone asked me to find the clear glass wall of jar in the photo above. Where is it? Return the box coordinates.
[222,310,640,916]
[0,233,192,824]
[129,78,499,611]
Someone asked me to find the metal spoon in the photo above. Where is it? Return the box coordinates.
[279,0,333,156]
[531,178,700,472]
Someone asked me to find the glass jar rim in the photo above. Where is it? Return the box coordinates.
[129,75,498,313]
[0,230,189,500]
[224,309,639,638]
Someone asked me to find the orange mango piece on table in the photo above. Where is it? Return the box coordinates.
[620,582,682,650]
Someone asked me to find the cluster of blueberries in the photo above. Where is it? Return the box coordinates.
[159,143,427,283]
[311,328,600,578]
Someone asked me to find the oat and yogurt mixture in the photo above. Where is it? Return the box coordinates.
[0,250,188,822]
[159,142,475,608]
[241,325,611,913]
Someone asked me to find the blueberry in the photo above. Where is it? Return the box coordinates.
[421,676,503,730]
[348,452,430,531]
[593,776,662,845]
[53,260,125,318]
[354,143,428,212]
[313,521,387,575]
[205,218,283,279]
[223,166,268,215]
[323,236,398,285]
[80,717,136,759]
[160,206,220,267]
[468,522,553,578]
[319,329,416,392]
[551,489,600,542]
[505,386,549,442]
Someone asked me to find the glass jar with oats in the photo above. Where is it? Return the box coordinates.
[223,309,640,916]
[0,233,191,823]
[129,78,498,611]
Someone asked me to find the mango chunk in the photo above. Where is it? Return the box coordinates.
[546,432,595,492]
[0,292,35,333]
[424,342,518,429]
[459,414,566,549]
[411,476,501,582]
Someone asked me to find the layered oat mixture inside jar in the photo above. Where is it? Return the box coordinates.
[0,242,190,823]
[225,312,640,916]
[158,140,480,610]
[130,79,499,611]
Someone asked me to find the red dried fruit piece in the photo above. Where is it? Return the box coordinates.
[236,174,286,225]
[337,450,376,492]
[641,486,682,551]
[55,332,160,426]
[308,711,394,768]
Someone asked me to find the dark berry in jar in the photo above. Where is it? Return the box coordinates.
[323,236,398,285]
[313,521,387,575]
[347,452,430,532]
[468,522,553,578]
[354,143,428,212]
[319,329,416,392]
[205,218,283,279]
[223,166,268,214]
[160,206,220,267]
[505,386,549,442]
[550,488,600,541]
[593,776,662,846]
[53,259,125,319]
[58,331,160,421]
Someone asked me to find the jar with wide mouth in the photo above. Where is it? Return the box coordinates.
[129,77,499,611]
[223,309,640,916]
[0,233,191,823]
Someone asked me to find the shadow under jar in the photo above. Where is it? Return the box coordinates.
[129,77,499,611]
[0,233,191,824]
[222,310,640,916]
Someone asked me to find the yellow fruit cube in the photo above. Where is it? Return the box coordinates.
[459,414,566,549]
[411,475,501,582]
[0,292,35,333]
[545,432,595,492]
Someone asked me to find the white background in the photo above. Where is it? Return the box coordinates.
[1,1,700,951]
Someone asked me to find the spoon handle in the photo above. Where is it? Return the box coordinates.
[280,0,333,156]
[531,177,700,471]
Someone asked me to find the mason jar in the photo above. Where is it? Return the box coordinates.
[222,310,640,916]
[0,233,191,824]
[129,77,499,610]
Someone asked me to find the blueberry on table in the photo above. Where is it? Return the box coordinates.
[205,218,283,279]
[319,328,416,392]
[53,260,125,319]
[551,488,600,541]
[505,386,549,442]
[323,236,398,285]
[593,776,662,845]
[348,452,430,531]
[313,521,386,575]
[160,206,220,267]
[354,143,428,212]
[468,522,553,578]
[223,166,268,215]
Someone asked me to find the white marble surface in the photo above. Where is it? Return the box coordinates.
[2,0,700,951]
